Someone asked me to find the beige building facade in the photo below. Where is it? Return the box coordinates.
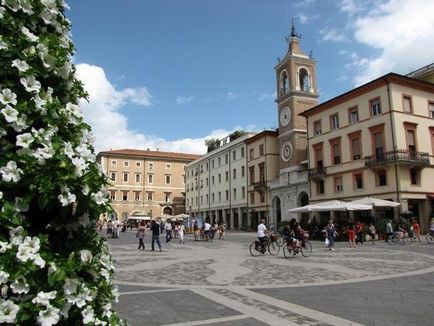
[97,149,200,222]
[301,71,434,231]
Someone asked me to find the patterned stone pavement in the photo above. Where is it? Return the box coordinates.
[109,231,434,325]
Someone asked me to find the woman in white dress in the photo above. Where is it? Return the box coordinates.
[179,223,185,244]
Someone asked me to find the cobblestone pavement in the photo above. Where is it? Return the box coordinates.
[108,231,434,325]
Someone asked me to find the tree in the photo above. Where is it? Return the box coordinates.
[0,1,121,324]
[204,138,220,153]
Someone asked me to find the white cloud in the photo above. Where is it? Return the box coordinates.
[258,92,276,101]
[225,92,239,100]
[319,27,348,42]
[346,0,434,85]
[75,63,254,155]
[296,13,320,25]
[176,96,194,105]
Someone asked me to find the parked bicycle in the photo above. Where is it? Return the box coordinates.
[249,233,280,256]
[282,234,312,258]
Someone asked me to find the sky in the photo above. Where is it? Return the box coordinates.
[66,0,434,155]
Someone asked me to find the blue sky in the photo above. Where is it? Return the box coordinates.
[67,0,434,154]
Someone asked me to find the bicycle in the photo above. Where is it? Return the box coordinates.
[387,231,407,245]
[282,236,312,258]
[249,233,280,256]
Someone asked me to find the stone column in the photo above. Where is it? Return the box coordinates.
[238,207,242,231]
[229,209,234,230]
[222,209,227,226]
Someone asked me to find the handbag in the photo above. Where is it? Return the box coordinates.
[324,238,329,246]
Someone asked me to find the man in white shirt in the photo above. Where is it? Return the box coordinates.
[164,220,173,244]
[257,219,269,252]
[204,221,211,241]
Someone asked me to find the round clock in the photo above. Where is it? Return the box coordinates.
[281,141,293,162]
[279,107,291,126]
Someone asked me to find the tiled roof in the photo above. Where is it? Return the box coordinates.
[97,149,201,161]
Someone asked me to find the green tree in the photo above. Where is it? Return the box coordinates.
[0,1,121,324]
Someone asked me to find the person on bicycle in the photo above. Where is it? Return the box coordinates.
[257,219,269,253]
[429,218,434,236]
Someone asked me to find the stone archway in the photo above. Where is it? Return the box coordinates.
[163,206,173,215]
[297,191,310,228]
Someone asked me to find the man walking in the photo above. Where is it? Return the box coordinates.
[150,220,162,252]
[164,219,173,245]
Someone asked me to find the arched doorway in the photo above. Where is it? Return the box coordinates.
[163,206,173,215]
[272,196,282,225]
[108,211,118,221]
[298,192,309,228]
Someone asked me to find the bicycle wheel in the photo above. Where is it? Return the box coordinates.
[249,241,262,257]
[301,241,312,257]
[392,235,399,245]
[282,245,294,258]
[268,241,280,256]
[426,234,434,244]
[276,236,284,248]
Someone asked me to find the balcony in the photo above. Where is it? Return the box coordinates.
[364,149,430,169]
[307,166,327,180]
[252,180,267,190]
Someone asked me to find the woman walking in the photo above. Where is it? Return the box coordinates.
[179,223,185,244]
[347,223,356,248]
[327,220,337,251]
[136,221,146,250]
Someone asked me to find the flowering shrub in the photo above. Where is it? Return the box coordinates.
[0,0,122,324]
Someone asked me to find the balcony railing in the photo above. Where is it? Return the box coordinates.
[364,149,430,168]
[252,180,267,190]
[307,166,327,179]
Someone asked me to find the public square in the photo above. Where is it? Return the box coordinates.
[109,230,434,326]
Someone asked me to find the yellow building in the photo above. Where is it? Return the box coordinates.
[301,70,434,231]
[97,149,200,222]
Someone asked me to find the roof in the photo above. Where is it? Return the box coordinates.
[300,72,434,118]
[245,130,279,144]
[97,149,201,161]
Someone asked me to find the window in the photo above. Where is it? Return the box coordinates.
[200,195,203,205]
[110,190,116,200]
[110,172,116,181]
[225,154,228,164]
[206,177,208,186]
[402,95,412,113]
[136,162,141,168]
[374,132,384,158]
[233,151,236,160]
[241,147,245,157]
[233,188,237,199]
[233,168,236,179]
[349,107,358,124]
[212,176,215,184]
[260,191,265,203]
[259,144,264,156]
[410,168,420,185]
[249,166,255,184]
[330,114,339,130]
[122,191,128,201]
[348,132,362,160]
[334,176,343,192]
[242,186,246,198]
[182,174,185,184]
[111,160,117,166]
[329,138,341,165]
[218,174,221,183]
[148,174,153,184]
[259,163,265,182]
[212,193,215,203]
[165,175,171,184]
[166,164,171,170]
[313,143,323,169]
[241,166,245,177]
[200,165,203,173]
[123,161,129,167]
[354,173,363,189]
[377,169,387,186]
[148,163,153,170]
[218,157,221,166]
[165,192,171,202]
[249,148,254,159]
[134,191,141,201]
[314,120,321,135]
[370,98,381,116]
[135,173,141,183]
[225,171,228,181]
[218,192,221,202]
[205,194,208,204]
[200,180,203,188]
[317,180,324,194]
[206,162,208,171]
[250,192,255,204]
[429,101,434,118]
[123,173,128,182]
[225,190,229,201]
[212,160,215,168]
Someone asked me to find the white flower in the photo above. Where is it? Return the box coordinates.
[63,278,79,295]
[1,285,8,298]
[91,191,108,205]
[102,303,113,318]
[1,105,18,123]
[0,299,20,324]
[37,305,60,326]
[2,0,20,12]
[15,197,29,212]
[11,59,30,72]
[16,132,34,148]
[81,306,95,324]
[58,186,76,206]
[9,226,23,239]
[33,254,46,268]
[11,114,28,132]
[32,291,57,306]
[0,161,23,182]
[0,36,7,50]
[48,262,57,275]
[10,277,30,294]
[0,271,9,284]
[33,94,47,113]
[0,88,17,105]
[41,0,57,11]
[81,185,90,196]
[20,75,41,93]
[63,142,74,158]
[33,144,55,165]
[0,191,2,199]
[40,9,56,25]
[0,7,5,19]
[0,241,11,254]
[79,249,92,264]
[19,0,33,14]
[21,26,38,42]
[75,144,94,161]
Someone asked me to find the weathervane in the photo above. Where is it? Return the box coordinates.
[285,18,302,43]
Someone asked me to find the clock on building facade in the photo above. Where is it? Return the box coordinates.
[279,106,291,127]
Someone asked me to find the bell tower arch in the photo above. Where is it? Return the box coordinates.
[275,22,319,170]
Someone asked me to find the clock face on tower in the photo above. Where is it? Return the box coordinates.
[281,141,293,162]
[279,107,291,127]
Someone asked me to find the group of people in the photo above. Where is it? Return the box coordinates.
[192,221,226,241]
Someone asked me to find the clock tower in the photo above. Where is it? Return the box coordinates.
[275,23,318,169]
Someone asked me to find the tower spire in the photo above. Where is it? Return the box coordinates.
[290,18,301,39]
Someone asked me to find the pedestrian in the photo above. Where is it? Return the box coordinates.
[150,220,162,252]
[355,221,363,244]
[347,223,356,248]
[411,219,421,241]
[327,220,337,251]
[218,223,225,240]
[136,221,146,250]
[179,223,185,244]
[367,223,376,244]
[106,220,113,238]
[204,220,211,241]
[385,219,393,242]
[193,222,199,241]
[164,219,173,245]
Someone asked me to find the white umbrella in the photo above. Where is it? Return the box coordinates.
[288,200,371,212]
[350,197,400,207]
